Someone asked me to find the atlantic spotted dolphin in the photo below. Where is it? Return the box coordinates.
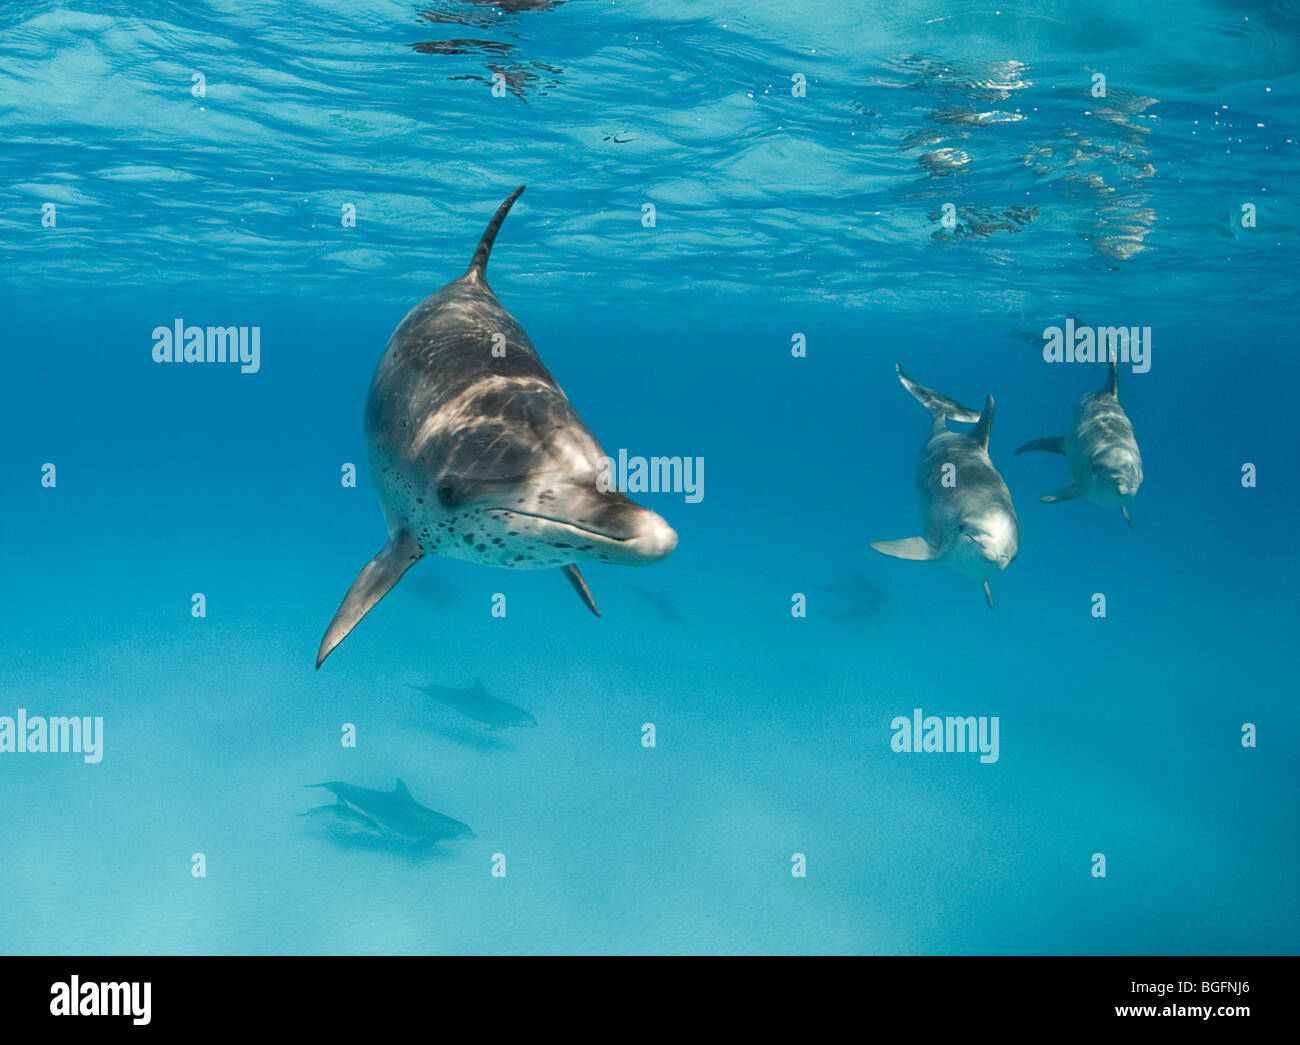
[411,678,537,730]
[1015,358,1143,527]
[871,365,1019,608]
[317,186,677,668]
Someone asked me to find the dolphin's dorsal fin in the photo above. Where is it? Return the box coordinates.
[970,396,995,450]
[895,364,982,427]
[466,185,526,285]
[1103,357,1118,398]
[394,778,412,798]
[473,677,486,693]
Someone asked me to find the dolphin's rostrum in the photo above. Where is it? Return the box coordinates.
[317,187,678,668]
[1014,358,1143,527]
[871,365,1019,608]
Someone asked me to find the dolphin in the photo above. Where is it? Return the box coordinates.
[304,779,474,845]
[1014,358,1143,527]
[870,365,1019,608]
[624,582,686,625]
[412,677,537,730]
[317,186,678,668]
[816,571,887,621]
[402,570,462,611]
[298,798,384,839]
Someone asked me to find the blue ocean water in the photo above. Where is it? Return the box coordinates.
[1,0,1297,955]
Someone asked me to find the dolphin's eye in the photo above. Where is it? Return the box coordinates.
[437,483,459,507]
[958,523,966,532]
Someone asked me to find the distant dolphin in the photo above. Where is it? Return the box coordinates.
[624,583,686,625]
[317,186,677,668]
[816,571,887,621]
[304,779,474,845]
[412,678,537,730]
[1015,358,1143,527]
[871,365,1019,608]
[402,571,463,611]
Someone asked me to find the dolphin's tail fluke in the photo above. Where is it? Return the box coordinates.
[895,364,982,425]
[466,185,526,285]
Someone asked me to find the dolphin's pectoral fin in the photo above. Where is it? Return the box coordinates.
[1122,506,1135,529]
[983,580,994,609]
[1041,484,1081,503]
[562,564,602,617]
[870,537,938,561]
[1015,435,1065,456]
[316,531,424,669]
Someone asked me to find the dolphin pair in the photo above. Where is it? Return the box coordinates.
[872,360,1143,606]
[300,779,474,846]
[317,186,677,668]
[1015,358,1143,527]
